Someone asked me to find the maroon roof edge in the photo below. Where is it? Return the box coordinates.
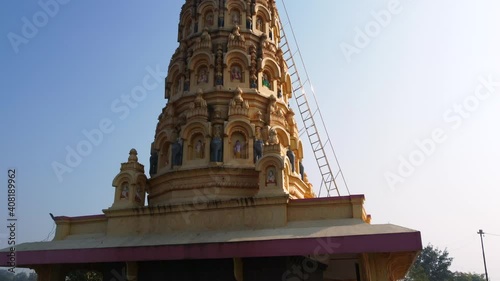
[1,231,422,266]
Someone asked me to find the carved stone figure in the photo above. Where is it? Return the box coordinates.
[286,147,295,173]
[234,140,242,158]
[205,12,214,27]
[149,148,158,176]
[198,68,208,84]
[232,11,240,25]
[266,168,276,184]
[135,186,142,203]
[262,73,271,88]
[171,138,183,166]
[268,127,278,144]
[254,139,263,163]
[120,183,129,199]
[231,65,242,81]
[210,125,223,162]
[299,161,304,180]
[246,16,252,30]
[229,26,245,42]
[256,17,263,31]
[218,15,224,27]
[195,139,204,159]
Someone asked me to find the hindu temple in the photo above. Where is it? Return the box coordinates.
[1,1,422,280]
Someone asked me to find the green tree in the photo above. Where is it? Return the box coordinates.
[405,245,487,281]
[405,244,454,281]
[453,272,486,281]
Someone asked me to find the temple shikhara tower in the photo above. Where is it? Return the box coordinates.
[1,1,422,280]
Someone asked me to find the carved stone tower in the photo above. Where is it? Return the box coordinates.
[149,0,314,205]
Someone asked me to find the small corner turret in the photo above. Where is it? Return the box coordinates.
[110,149,148,209]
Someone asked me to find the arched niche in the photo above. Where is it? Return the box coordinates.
[189,132,207,160]
[158,141,171,170]
[181,121,210,142]
[224,120,254,162]
[166,64,183,98]
[260,58,281,92]
[201,8,215,29]
[254,3,272,22]
[273,125,291,148]
[225,50,250,85]
[181,121,210,163]
[255,15,265,33]
[180,6,192,24]
[226,0,246,13]
[273,21,281,44]
[229,8,242,27]
[184,18,193,39]
[134,174,148,205]
[261,57,281,79]
[198,0,217,29]
[254,4,272,34]
[167,62,183,83]
[224,49,251,67]
[198,0,217,14]
[155,130,174,171]
[256,154,285,191]
[172,74,184,98]
[188,52,213,88]
[227,1,246,27]
[111,171,147,207]
[188,51,214,71]
[224,120,254,140]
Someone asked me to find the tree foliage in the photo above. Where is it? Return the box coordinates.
[405,244,486,281]
[453,272,487,281]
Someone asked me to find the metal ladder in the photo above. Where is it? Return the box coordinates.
[278,0,350,197]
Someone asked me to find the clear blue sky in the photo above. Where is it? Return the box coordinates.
[1,0,499,277]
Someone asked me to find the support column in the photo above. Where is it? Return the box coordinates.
[233,258,243,281]
[366,253,391,281]
[126,261,138,281]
